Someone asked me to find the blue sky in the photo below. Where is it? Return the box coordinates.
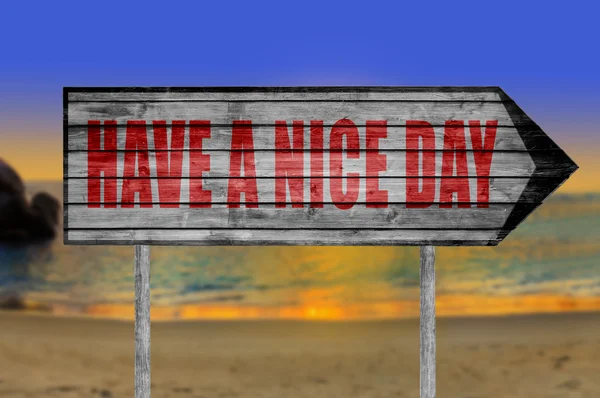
[2,1,598,92]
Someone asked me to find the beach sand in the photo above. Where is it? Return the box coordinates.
[0,311,598,398]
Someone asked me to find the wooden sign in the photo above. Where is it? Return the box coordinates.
[63,87,577,246]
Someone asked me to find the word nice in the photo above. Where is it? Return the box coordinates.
[86,119,498,209]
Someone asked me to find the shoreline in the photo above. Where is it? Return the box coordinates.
[2,306,600,323]
[3,292,600,322]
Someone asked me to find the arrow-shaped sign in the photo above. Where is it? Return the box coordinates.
[63,86,578,246]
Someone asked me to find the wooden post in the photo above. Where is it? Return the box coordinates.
[135,245,151,398]
[420,245,436,398]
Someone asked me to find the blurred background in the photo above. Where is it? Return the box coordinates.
[0,1,598,397]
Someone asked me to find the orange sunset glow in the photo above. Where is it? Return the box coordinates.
[32,294,600,322]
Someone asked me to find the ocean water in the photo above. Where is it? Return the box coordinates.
[0,182,599,320]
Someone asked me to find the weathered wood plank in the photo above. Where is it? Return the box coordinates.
[134,244,151,398]
[420,245,436,398]
[67,101,521,126]
[66,125,528,151]
[64,176,530,204]
[65,204,516,229]
[65,150,537,178]
[65,228,501,246]
[68,89,502,102]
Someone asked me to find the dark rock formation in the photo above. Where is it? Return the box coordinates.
[0,160,60,243]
